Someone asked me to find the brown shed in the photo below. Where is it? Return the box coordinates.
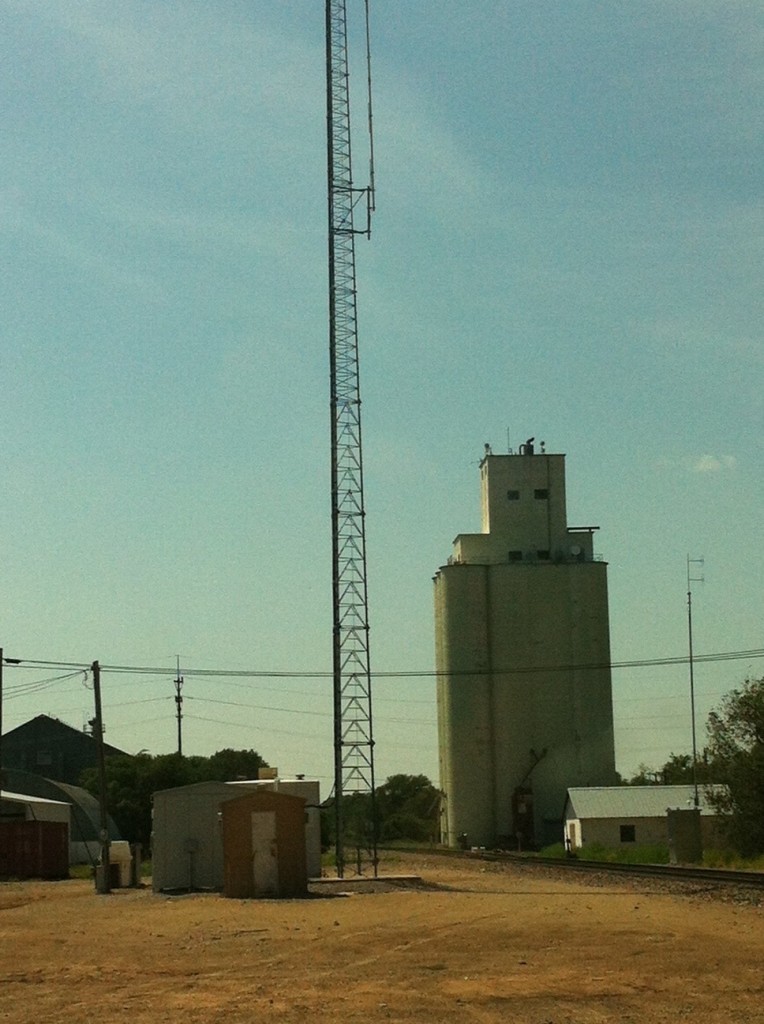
[221,790,307,899]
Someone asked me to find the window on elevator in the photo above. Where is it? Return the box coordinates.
[534,488,549,499]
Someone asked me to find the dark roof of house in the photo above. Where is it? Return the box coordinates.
[3,714,128,758]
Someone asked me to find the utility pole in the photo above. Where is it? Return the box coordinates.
[686,556,705,808]
[174,656,184,756]
[0,649,21,793]
[326,0,379,877]
[91,660,111,894]
[0,647,4,793]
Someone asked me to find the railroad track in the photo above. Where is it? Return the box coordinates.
[467,849,764,888]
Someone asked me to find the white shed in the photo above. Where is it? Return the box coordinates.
[151,777,321,892]
[563,785,726,850]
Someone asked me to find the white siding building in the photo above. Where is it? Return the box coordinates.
[564,785,726,850]
[152,777,321,892]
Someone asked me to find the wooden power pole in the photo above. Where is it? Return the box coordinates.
[91,660,111,894]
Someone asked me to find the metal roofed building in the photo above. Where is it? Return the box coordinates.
[0,789,71,825]
[564,785,728,851]
[0,789,71,878]
[1,768,122,864]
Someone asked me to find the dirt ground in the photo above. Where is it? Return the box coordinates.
[1,852,763,1024]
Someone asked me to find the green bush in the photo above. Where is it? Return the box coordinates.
[702,848,764,870]
[537,842,669,865]
[539,842,568,858]
[581,843,669,864]
[702,847,737,868]
[69,864,93,880]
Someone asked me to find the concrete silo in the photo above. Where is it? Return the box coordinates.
[435,441,617,848]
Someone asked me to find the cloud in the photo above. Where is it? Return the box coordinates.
[15,2,321,135]
[692,454,737,473]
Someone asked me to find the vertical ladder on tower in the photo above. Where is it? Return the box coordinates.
[325,0,378,877]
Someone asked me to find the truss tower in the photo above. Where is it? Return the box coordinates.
[325,0,377,877]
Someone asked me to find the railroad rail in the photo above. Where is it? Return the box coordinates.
[466,849,764,889]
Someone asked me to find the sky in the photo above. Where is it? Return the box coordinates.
[1,1,762,796]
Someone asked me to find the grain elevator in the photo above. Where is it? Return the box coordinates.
[435,440,617,848]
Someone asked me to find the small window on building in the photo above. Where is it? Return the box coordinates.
[507,489,520,501]
[36,750,52,766]
[537,550,550,560]
[620,824,636,843]
[534,488,549,499]
[508,550,523,562]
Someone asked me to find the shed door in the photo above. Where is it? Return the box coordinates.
[251,811,278,896]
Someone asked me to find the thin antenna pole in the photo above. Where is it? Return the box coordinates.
[174,656,184,756]
[364,0,376,223]
[686,555,704,808]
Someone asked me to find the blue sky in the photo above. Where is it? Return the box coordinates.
[2,1,762,794]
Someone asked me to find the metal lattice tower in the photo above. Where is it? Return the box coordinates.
[325,0,377,877]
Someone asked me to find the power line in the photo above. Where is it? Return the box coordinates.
[3,670,87,699]
[183,694,433,726]
[8,674,744,709]
[4,649,762,745]
[4,654,757,738]
[187,695,328,718]
[182,712,326,742]
[106,696,172,710]
[5,646,763,680]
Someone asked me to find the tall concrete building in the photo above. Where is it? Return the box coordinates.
[435,440,617,848]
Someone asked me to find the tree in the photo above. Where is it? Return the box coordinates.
[320,791,374,855]
[705,676,764,856]
[627,752,715,787]
[627,763,665,786]
[206,748,269,781]
[321,774,442,852]
[375,774,441,842]
[80,748,268,849]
